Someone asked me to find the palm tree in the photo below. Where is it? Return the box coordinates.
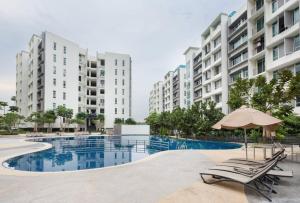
[72,112,87,132]
[93,114,105,133]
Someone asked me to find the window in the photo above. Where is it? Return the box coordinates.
[296,97,300,107]
[78,86,81,91]
[79,66,81,71]
[292,7,300,25]
[122,79,125,86]
[63,81,66,88]
[100,59,105,66]
[63,46,66,54]
[295,63,300,75]
[256,0,263,10]
[53,91,56,98]
[214,65,220,75]
[204,58,211,68]
[122,98,125,105]
[215,94,222,103]
[63,69,66,77]
[115,98,117,104]
[272,22,278,37]
[53,42,56,50]
[78,97,81,102]
[122,89,125,95]
[215,80,222,89]
[257,58,265,74]
[273,46,279,61]
[115,59,117,66]
[122,60,125,66]
[214,51,221,61]
[115,88,117,95]
[100,70,105,76]
[100,108,104,113]
[214,36,221,48]
[256,16,264,32]
[115,79,117,85]
[115,108,117,114]
[294,35,300,52]
[63,58,66,65]
[100,89,105,94]
[79,76,81,81]
[122,108,124,114]
[53,78,56,86]
[272,0,278,13]
[122,70,125,76]
[53,54,56,62]
[53,66,56,74]
[205,84,211,93]
[115,69,117,75]
[63,92,66,100]
[53,103,56,109]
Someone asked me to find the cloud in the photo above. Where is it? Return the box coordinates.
[0,0,245,121]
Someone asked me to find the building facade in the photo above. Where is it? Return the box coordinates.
[149,81,164,113]
[16,31,132,129]
[150,0,300,116]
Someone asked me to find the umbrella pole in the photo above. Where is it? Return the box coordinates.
[244,128,248,160]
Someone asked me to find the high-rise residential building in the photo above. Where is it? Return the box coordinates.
[16,31,132,129]
[173,65,187,109]
[201,13,229,114]
[247,0,300,114]
[184,47,200,108]
[193,51,203,103]
[163,71,174,112]
[149,81,164,113]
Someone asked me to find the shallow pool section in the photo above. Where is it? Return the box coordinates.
[4,135,241,172]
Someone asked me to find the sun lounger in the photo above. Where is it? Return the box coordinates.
[200,157,280,202]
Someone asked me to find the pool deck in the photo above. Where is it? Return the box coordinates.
[0,135,299,203]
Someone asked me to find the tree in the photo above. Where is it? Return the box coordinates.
[228,70,300,115]
[145,112,160,134]
[43,110,57,133]
[26,112,43,132]
[9,106,19,113]
[125,118,136,125]
[56,105,71,132]
[0,101,8,115]
[65,109,73,132]
[93,114,105,132]
[3,113,23,133]
[114,118,124,124]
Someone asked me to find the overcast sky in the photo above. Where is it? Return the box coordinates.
[0,0,245,121]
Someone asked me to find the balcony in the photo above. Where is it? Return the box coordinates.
[249,4,264,21]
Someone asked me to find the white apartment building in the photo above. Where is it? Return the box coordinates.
[247,0,300,114]
[163,71,174,112]
[184,47,200,108]
[201,14,229,114]
[173,65,187,109]
[149,81,164,113]
[16,31,132,129]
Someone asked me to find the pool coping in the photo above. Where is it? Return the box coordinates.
[0,135,243,176]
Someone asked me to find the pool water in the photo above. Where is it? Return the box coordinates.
[4,135,241,172]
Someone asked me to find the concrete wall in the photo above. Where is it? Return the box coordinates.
[114,125,150,135]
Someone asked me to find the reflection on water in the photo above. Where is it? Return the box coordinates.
[4,135,241,172]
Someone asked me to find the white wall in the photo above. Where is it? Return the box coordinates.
[119,125,150,135]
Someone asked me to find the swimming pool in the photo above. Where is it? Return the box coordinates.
[3,135,241,172]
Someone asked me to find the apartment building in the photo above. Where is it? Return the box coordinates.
[193,51,203,103]
[173,65,187,109]
[16,31,132,129]
[163,71,174,112]
[149,81,164,113]
[184,47,200,108]
[201,14,229,114]
[247,0,300,114]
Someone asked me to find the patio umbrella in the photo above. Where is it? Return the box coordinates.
[212,106,282,159]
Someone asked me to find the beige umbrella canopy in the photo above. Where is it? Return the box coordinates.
[212,106,282,159]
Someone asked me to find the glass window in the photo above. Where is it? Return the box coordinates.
[256,0,264,10]
[115,98,117,104]
[215,94,222,103]
[293,7,300,25]
[63,46,66,54]
[122,60,125,66]
[53,66,56,74]
[53,42,56,50]
[257,58,265,74]
[115,79,117,85]
[115,59,117,66]
[295,63,300,75]
[122,70,125,76]
[100,59,105,66]
[256,16,264,32]
[115,69,117,75]
[273,46,279,61]
[122,89,125,95]
[215,80,222,89]
[53,78,56,86]
[297,97,300,107]
[53,91,56,98]
[122,79,125,86]
[115,108,117,114]
[63,92,66,100]
[272,0,278,13]
[272,22,278,37]
[115,88,117,95]
[53,54,56,62]
[63,81,66,88]
[63,69,66,77]
[294,35,300,52]
[63,58,66,65]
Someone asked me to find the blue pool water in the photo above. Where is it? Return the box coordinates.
[4,135,241,172]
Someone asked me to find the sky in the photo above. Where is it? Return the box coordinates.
[0,0,245,121]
